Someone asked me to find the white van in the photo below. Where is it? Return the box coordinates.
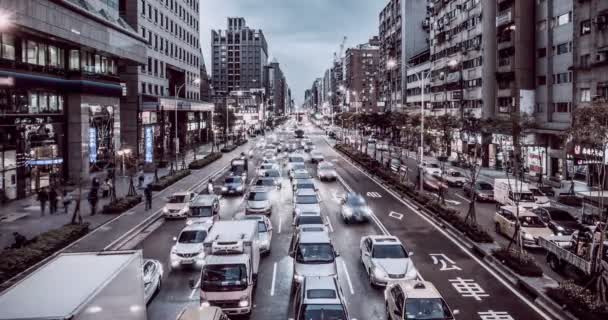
[494,179,537,209]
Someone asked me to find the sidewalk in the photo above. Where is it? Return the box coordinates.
[0,143,213,250]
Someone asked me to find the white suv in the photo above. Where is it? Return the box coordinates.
[169,223,212,268]
[385,280,458,320]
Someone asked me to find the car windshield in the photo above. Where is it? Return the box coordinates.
[530,189,545,196]
[319,163,334,170]
[257,221,268,232]
[405,298,453,320]
[178,230,207,243]
[201,264,247,292]
[296,243,335,264]
[519,215,546,228]
[256,179,274,186]
[293,164,306,170]
[477,182,493,190]
[190,206,213,217]
[168,195,186,203]
[297,216,323,225]
[300,304,347,320]
[261,164,274,170]
[297,195,318,204]
[225,177,242,184]
[548,209,577,222]
[266,170,281,177]
[297,183,315,190]
[450,171,463,177]
[372,244,408,259]
[248,192,269,201]
[290,157,305,163]
[346,195,366,206]
[428,163,440,168]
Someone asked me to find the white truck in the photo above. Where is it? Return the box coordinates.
[538,230,608,275]
[494,179,547,209]
[0,251,147,320]
[200,220,260,317]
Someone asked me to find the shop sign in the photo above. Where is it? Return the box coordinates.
[27,158,63,166]
[89,128,97,163]
[570,145,607,165]
[144,127,153,164]
[527,147,546,174]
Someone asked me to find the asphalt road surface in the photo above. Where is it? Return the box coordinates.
[141,121,551,320]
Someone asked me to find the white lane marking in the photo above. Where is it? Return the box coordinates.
[340,259,355,295]
[455,193,472,203]
[337,175,389,235]
[278,214,282,234]
[329,143,552,320]
[389,211,403,220]
[189,278,200,299]
[366,191,382,198]
[270,262,278,296]
[325,216,334,232]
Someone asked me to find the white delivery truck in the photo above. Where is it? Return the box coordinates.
[494,179,542,209]
[0,251,146,320]
[200,220,260,317]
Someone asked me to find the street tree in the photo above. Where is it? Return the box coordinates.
[429,113,459,204]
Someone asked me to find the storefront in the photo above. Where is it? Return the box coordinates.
[568,145,607,187]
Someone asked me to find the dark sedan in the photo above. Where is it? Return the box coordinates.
[463,181,494,202]
[530,207,583,236]
[221,176,245,195]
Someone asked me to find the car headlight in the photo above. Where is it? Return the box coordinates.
[343,207,353,217]
[186,220,193,226]
[260,239,269,247]
[522,232,535,241]
[373,267,387,279]
[237,186,243,191]
[556,226,565,232]
[238,299,249,307]
[221,187,228,191]
[162,207,169,213]
[294,274,304,282]
[201,300,210,308]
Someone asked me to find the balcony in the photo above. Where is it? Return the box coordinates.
[496,9,512,27]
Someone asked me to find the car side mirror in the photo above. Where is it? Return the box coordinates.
[334,250,340,257]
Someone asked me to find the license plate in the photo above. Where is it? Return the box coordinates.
[181,259,194,264]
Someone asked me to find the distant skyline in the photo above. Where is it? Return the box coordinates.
[200,0,386,106]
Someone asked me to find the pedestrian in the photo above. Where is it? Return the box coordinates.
[101,179,110,198]
[207,178,214,195]
[62,190,71,214]
[137,173,146,189]
[144,185,152,210]
[569,180,575,196]
[92,177,100,190]
[88,188,98,216]
[48,188,58,214]
[38,188,48,216]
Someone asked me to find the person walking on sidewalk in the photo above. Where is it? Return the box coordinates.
[569,180,576,196]
[88,188,98,216]
[49,188,58,214]
[138,174,145,189]
[62,190,71,214]
[38,188,48,216]
[144,185,152,210]
[101,179,110,198]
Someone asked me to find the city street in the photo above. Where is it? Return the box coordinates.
[140,122,550,320]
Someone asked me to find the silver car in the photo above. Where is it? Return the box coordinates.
[310,150,324,163]
[290,228,338,290]
[293,189,322,217]
[241,214,273,254]
[245,187,272,215]
[317,161,337,181]
[143,259,163,304]
[360,235,418,287]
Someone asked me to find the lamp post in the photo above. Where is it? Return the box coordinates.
[174,79,200,171]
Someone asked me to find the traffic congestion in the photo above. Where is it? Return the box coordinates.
[136,118,550,320]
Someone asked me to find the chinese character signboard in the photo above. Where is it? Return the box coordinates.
[145,126,153,163]
[89,127,97,163]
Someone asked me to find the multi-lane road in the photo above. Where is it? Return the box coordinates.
[141,121,551,320]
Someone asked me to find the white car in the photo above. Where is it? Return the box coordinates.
[143,259,163,304]
[310,150,325,163]
[385,280,459,320]
[163,191,197,219]
[420,162,442,176]
[494,205,554,248]
[170,223,212,268]
[442,169,467,187]
[360,235,418,287]
[257,163,278,177]
[241,214,273,254]
[317,161,338,181]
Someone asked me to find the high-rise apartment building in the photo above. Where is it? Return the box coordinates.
[379,0,429,112]
[0,0,146,199]
[211,17,268,95]
[344,37,381,113]
[120,0,212,165]
[264,59,286,115]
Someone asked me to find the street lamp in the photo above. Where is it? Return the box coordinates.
[174,78,200,171]
[117,148,131,176]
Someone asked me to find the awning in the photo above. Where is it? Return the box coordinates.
[142,98,214,112]
[0,71,122,97]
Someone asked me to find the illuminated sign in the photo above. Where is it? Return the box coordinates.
[145,126,153,163]
[89,127,97,163]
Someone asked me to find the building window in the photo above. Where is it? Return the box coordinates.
[554,12,572,27]
[142,82,146,94]
[69,50,80,70]
[537,76,546,86]
[554,102,571,113]
[553,72,571,84]
[580,54,590,68]
[0,33,15,60]
[580,88,591,102]
[140,0,146,15]
[537,48,547,58]
[581,20,591,35]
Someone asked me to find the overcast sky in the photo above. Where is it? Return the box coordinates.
[200,0,386,106]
